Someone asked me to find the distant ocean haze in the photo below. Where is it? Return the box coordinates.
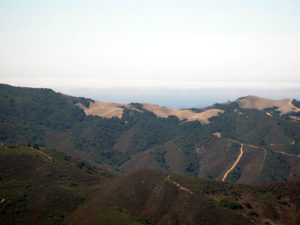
[63,87,300,109]
[0,77,299,108]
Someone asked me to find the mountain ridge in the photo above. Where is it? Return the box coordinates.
[76,93,300,123]
[0,83,300,184]
[1,142,300,225]
[236,95,300,116]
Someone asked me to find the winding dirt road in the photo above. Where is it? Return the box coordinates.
[222,144,244,182]
[165,175,194,194]
[274,151,300,158]
[31,149,53,160]
[224,138,300,180]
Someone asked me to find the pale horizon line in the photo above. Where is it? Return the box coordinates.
[1,77,300,90]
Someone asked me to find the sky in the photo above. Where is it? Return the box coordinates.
[0,0,299,108]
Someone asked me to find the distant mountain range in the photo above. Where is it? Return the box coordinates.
[1,83,300,184]
[1,83,300,225]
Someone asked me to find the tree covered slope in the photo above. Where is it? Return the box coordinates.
[0,83,300,184]
[1,143,300,225]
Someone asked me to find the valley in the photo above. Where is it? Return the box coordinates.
[1,0,298,224]
[1,83,300,224]
[1,83,300,184]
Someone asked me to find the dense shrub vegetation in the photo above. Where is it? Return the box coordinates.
[0,84,300,183]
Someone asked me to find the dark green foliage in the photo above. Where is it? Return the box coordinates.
[284,143,300,155]
[246,210,258,216]
[208,109,267,145]
[263,106,279,112]
[129,103,147,111]
[219,198,243,209]
[226,167,241,183]
[260,151,290,182]
[258,192,276,205]
[130,115,179,154]
[103,202,154,225]
[78,97,93,107]
[211,102,239,110]
[292,99,300,108]
[71,97,94,108]
[289,111,300,117]
[0,84,126,166]
[0,142,111,225]
[150,148,169,170]
[1,84,299,183]
[174,121,212,176]
[1,143,300,225]
[0,84,85,130]
[188,107,205,113]
[208,108,293,147]
[70,116,127,165]
[78,170,252,225]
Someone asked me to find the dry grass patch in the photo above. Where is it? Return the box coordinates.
[142,103,224,124]
[237,95,300,115]
[78,100,224,123]
[77,101,141,118]
[213,132,222,138]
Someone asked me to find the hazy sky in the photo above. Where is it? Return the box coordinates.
[0,0,299,107]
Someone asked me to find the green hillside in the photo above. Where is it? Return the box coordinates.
[0,142,111,225]
[1,142,300,225]
[0,83,300,184]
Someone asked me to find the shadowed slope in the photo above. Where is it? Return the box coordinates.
[68,170,251,225]
[0,142,111,225]
[1,83,300,184]
[1,143,300,225]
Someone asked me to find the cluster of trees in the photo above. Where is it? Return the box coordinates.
[1,84,299,181]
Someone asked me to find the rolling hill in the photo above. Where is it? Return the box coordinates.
[1,142,300,225]
[1,83,300,184]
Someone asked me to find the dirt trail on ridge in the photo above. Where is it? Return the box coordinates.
[31,149,53,160]
[165,175,194,194]
[222,144,244,182]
